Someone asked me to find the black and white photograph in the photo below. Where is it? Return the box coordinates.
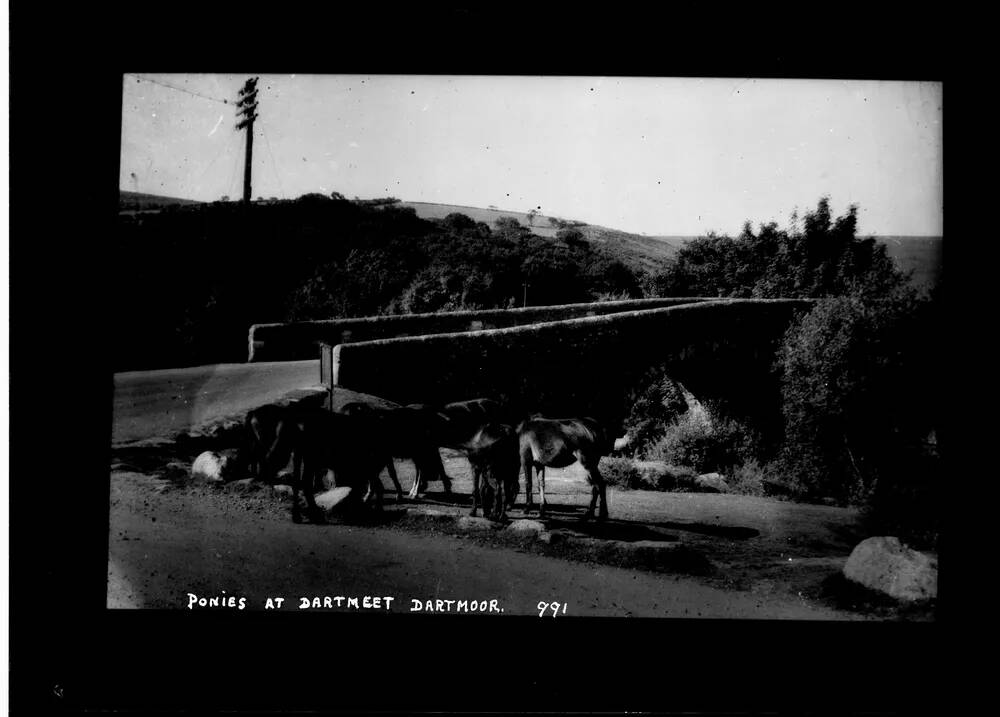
[107,73,942,622]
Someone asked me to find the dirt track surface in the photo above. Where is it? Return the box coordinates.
[112,360,320,444]
[108,450,895,619]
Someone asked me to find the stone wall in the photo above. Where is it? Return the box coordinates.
[248,297,712,361]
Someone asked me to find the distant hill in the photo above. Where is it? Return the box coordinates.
[119,190,204,211]
[401,201,941,287]
[400,201,690,272]
[118,194,939,287]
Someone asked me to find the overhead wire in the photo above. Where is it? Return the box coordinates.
[226,132,243,200]
[125,73,231,105]
[196,126,239,193]
[259,118,286,199]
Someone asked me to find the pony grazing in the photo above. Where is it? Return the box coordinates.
[245,404,290,480]
[242,406,387,523]
[461,423,520,522]
[517,416,612,521]
[403,398,505,498]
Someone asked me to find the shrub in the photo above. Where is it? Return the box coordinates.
[619,366,690,457]
[645,408,762,474]
[600,456,643,489]
[599,457,697,492]
[776,285,939,507]
[726,459,781,498]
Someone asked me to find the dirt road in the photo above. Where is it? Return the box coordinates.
[108,457,873,619]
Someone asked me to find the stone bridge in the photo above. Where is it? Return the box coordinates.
[302,298,815,438]
[248,297,713,362]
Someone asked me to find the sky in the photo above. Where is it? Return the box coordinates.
[119,75,943,237]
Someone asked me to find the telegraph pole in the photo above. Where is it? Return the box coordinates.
[235,77,259,203]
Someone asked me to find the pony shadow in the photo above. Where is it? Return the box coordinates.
[543,517,679,543]
[650,520,760,540]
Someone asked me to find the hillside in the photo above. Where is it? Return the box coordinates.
[119,190,204,211]
[400,201,690,272]
[118,194,941,288]
[401,201,941,288]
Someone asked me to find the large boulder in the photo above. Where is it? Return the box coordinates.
[843,536,938,602]
[191,451,238,483]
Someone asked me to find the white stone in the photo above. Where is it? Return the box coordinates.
[694,473,729,492]
[191,451,234,483]
[843,536,938,602]
[507,519,547,534]
[314,487,353,511]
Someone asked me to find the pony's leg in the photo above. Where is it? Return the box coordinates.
[291,452,303,523]
[521,447,535,514]
[408,461,422,500]
[578,453,606,521]
[434,449,452,494]
[301,461,326,524]
[470,464,481,517]
[538,466,547,519]
[496,478,506,522]
[369,471,384,513]
[594,463,609,521]
[385,458,404,501]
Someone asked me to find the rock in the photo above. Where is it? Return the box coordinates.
[843,536,938,602]
[538,531,562,545]
[507,519,546,534]
[628,540,678,549]
[191,451,236,483]
[228,478,256,490]
[457,516,498,530]
[694,473,729,493]
[633,461,675,490]
[314,487,353,511]
[411,507,453,520]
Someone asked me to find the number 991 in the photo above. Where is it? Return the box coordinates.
[537,601,567,617]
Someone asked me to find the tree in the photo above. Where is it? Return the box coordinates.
[775,284,940,545]
[494,216,525,240]
[442,212,477,233]
[527,208,539,226]
[557,227,586,249]
[649,197,908,300]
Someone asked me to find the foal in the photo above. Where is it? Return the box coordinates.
[463,423,520,521]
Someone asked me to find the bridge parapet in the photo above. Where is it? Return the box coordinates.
[324,298,814,431]
[249,297,713,362]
